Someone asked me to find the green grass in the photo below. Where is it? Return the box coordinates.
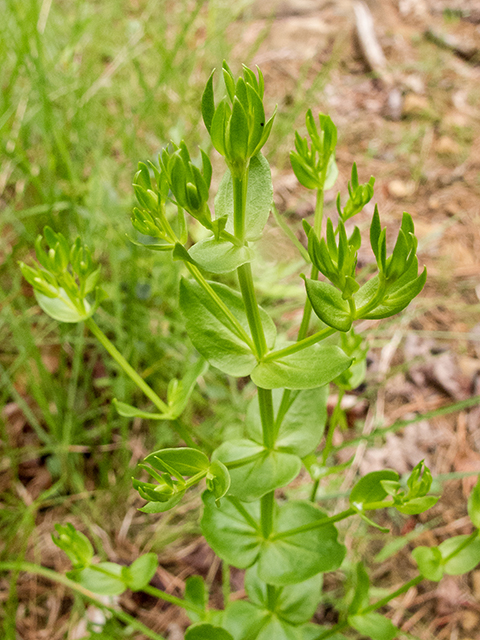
[0,0,259,632]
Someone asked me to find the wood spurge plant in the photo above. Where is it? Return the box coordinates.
[15,62,480,640]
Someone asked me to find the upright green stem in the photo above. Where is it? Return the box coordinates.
[233,168,277,545]
[233,173,247,242]
[261,490,275,538]
[237,262,268,358]
[258,387,275,449]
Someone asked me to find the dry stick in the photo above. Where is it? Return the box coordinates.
[353,1,392,86]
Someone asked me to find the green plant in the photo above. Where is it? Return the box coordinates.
[9,62,480,639]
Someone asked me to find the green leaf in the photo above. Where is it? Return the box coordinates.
[206,460,231,504]
[67,563,126,596]
[251,344,352,390]
[145,448,209,477]
[211,100,229,157]
[324,156,338,190]
[257,616,303,640]
[439,534,480,575]
[304,278,353,332]
[290,152,319,190]
[335,356,366,391]
[215,153,273,241]
[113,399,170,420]
[350,470,399,509]
[468,476,480,529]
[229,97,249,162]
[122,553,158,591]
[245,562,323,625]
[185,623,233,640]
[168,358,209,418]
[395,496,439,515]
[52,523,94,568]
[212,439,301,501]
[246,387,328,457]
[188,237,254,274]
[201,493,262,569]
[412,546,444,582]
[354,261,426,320]
[258,501,346,585]
[202,495,345,586]
[36,290,93,323]
[348,613,399,640]
[223,600,306,640]
[139,492,185,513]
[180,279,276,377]
[223,601,269,640]
[202,71,215,134]
[185,575,207,623]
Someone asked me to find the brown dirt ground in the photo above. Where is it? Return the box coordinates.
[3,0,480,638]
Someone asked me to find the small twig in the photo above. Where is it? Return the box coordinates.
[353,1,393,85]
[425,28,479,63]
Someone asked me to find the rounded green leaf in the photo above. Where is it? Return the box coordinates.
[123,553,158,591]
[67,562,126,596]
[258,501,346,585]
[251,344,352,390]
[350,470,399,509]
[411,546,444,582]
[213,439,301,501]
[145,448,209,477]
[201,492,262,569]
[305,279,352,332]
[189,238,254,274]
[185,623,234,640]
[246,387,328,457]
[36,290,93,323]
[439,534,480,575]
[245,563,323,625]
[348,613,398,640]
[223,601,269,640]
[180,279,275,377]
[257,616,303,640]
[202,495,345,585]
[395,495,439,515]
[215,153,273,241]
